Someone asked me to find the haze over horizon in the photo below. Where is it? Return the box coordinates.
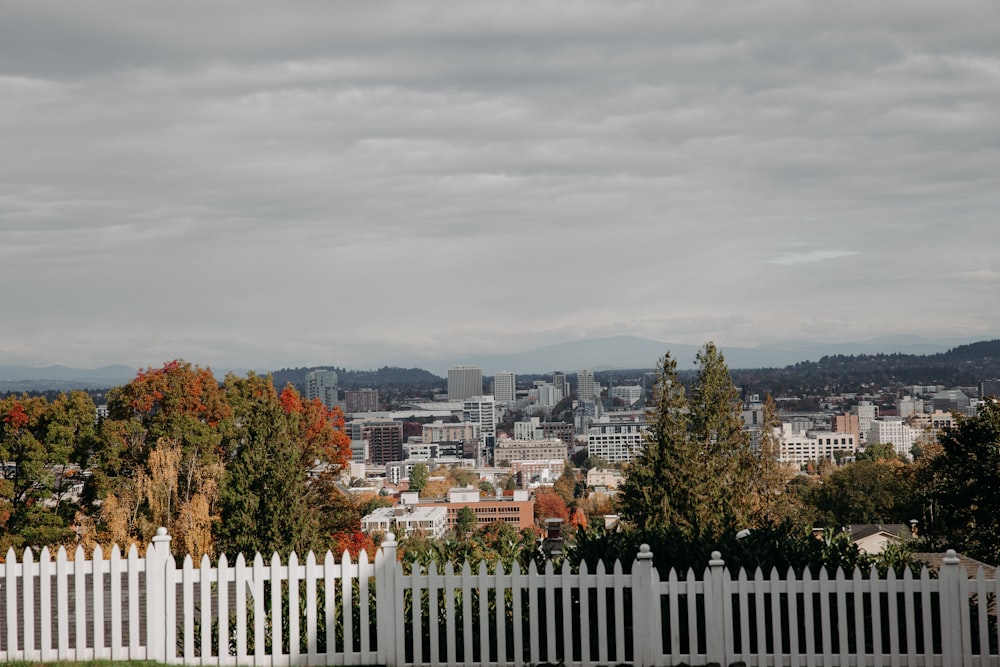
[2,1,998,372]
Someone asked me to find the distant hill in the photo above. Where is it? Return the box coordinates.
[731,339,1000,393]
[447,334,976,375]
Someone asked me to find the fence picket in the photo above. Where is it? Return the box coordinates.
[23,548,35,659]
[786,567,800,667]
[358,549,371,663]
[527,559,539,666]
[495,561,508,665]
[218,553,229,666]
[478,561,490,664]
[887,568,901,667]
[544,560,556,663]
[127,545,140,660]
[444,560,457,667]
[560,560,573,666]
[835,568,849,663]
[578,560,591,665]
[93,545,105,659]
[803,568,816,666]
[5,548,19,659]
[75,546,88,660]
[670,568,683,664]
[56,546,70,659]
[108,546,121,662]
[461,560,474,667]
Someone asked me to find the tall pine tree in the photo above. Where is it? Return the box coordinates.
[619,343,760,541]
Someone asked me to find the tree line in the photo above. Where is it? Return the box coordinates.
[1,360,367,560]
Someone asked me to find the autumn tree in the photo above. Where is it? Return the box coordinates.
[90,360,229,554]
[553,465,577,505]
[533,487,570,526]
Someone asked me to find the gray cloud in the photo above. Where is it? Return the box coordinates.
[2,0,999,369]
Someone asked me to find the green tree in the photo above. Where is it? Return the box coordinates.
[857,441,899,462]
[747,394,798,523]
[216,373,317,557]
[920,399,1000,563]
[806,458,917,526]
[618,343,760,541]
[454,506,477,536]
[1,393,95,552]
[409,462,429,492]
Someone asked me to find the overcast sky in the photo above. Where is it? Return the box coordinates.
[2,1,999,371]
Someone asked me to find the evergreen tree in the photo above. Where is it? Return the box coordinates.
[920,398,1000,563]
[409,462,429,492]
[216,373,318,557]
[618,343,760,541]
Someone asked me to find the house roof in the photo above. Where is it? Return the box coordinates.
[913,552,997,579]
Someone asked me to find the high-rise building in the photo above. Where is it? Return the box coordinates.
[345,388,379,415]
[448,365,483,401]
[463,396,496,439]
[304,369,339,410]
[552,372,568,400]
[576,369,598,402]
[494,371,516,404]
[349,418,403,465]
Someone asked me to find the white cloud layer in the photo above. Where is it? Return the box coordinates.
[1,0,999,369]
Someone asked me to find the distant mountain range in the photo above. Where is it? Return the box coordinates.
[442,334,984,375]
[1,335,995,390]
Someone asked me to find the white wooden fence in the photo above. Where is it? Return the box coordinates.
[2,529,998,666]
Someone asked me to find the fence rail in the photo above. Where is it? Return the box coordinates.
[2,530,998,667]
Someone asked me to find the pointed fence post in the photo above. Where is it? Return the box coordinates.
[633,544,654,667]
[706,551,727,667]
[940,549,963,667]
[146,527,172,664]
[376,532,399,667]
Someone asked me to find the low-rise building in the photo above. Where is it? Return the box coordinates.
[361,505,448,539]
[778,424,858,467]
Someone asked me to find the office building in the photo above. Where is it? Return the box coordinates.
[448,366,483,401]
[577,369,599,402]
[304,369,339,410]
[349,418,404,465]
[493,371,516,404]
[345,388,379,415]
[552,372,568,401]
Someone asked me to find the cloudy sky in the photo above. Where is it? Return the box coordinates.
[2,1,998,371]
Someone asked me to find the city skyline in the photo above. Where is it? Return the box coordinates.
[2,1,998,372]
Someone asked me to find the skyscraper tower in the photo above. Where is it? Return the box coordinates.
[552,372,568,401]
[304,369,339,410]
[577,369,598,402]
[494,370,516,404]
[448,365,483,401]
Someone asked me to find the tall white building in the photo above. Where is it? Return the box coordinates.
[494,371,516,404]
[577,369,599,402]
[448,366,483,401]
[304,369,339,410]
[867,418,920,460]
[463,396,496,439]
[853,401,878,443]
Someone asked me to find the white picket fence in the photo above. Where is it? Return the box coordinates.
[2,529,998,666]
